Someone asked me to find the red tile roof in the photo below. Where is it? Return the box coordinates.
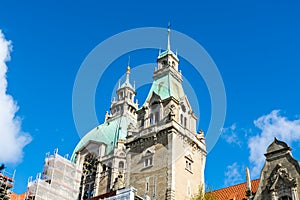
[10,192,26,200]
[210,179,260,200]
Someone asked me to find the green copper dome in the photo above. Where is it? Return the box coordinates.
[71,116,133,162]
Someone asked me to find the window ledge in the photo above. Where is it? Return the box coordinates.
[185,168,193,174]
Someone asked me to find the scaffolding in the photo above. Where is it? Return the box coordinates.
[0,169,15,200]
[26,149,82,200]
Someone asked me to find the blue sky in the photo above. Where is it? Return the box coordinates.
[1,0,300,194]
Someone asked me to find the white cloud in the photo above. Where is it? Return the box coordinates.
[248,110,300,177]
[221,123,242,147]
[224,162,243,186]
[0,30,31,164]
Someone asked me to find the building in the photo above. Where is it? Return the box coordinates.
[211,138,300,200]
[71,27,206,200]
[19,27,300,200]
[0,170,15,200]
[25,149,82,200]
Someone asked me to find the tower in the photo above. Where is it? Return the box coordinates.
[125,27,206,200]
[72,66,138,199]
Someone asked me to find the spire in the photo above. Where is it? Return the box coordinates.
[125,56,131,84]
[119,63,134,90]
[125,65,130,84]
[246,167,252,198]
[167,22,171,51]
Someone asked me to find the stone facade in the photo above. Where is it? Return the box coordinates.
[71,27,206,200]
[251,138,300,200]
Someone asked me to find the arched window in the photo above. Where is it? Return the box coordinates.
[172,61,175,67]
[119,161,124,170]
[184,117,187,128]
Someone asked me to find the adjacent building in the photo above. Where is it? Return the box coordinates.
[0,170,14,200]
[25,149,82,200]
[212,138,300,200]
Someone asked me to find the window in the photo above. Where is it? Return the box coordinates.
[102,164,106,172]
[146,177,150,192]
[144,157,153,167]
[150,113,154,125]
[119,161,124,172]
[184,117,187,128]
[155,112,159,123]
[279,196,292,200]
[180,114,183,125]
[185,155,193,173]
[141,118,145,127]
[186,160,192,171]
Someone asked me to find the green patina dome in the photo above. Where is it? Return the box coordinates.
[71,116,133,162]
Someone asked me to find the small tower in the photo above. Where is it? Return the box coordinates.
[155,25,181,82]
[110,65,138,122]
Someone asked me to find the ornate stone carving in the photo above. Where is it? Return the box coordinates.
[268,164,297,192]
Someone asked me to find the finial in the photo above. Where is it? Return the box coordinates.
[125,64,130,84]
[127,55,131,73]
[118,79,121,89]
[167,22,171,51]
[127,65,130,72]
[246,167,252,197]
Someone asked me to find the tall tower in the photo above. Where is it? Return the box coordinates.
[125,27,206,200]
[72,66,138,199]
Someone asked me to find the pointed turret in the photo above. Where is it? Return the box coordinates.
[109,65,138,121]
[147,25,183,102]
